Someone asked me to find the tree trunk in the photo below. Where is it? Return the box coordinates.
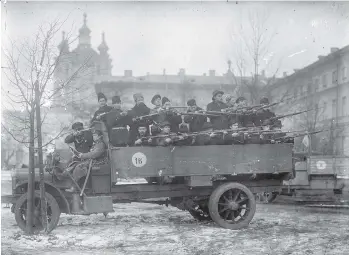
[26,106,35,235]
[35,82,47,231]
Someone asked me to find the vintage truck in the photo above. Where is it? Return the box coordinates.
[3,122,295,232]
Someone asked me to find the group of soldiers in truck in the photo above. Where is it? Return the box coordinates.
[62,90,283,191]
[66,90,282,148]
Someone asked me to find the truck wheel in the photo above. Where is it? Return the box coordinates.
[14,191,61,233]
[208,182,256,230]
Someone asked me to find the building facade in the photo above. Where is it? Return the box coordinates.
[267,46,349,155]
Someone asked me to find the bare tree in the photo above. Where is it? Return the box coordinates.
[1,18,92,234]
[229,9,280,104]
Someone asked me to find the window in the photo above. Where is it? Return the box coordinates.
[322,74,327,88]
[294,88,298,99]
[332,70,338,84]
[341,67,347,82]
[343,96,347,116]
[314,79,319,92]
[307,82,312,94]
[332,99,337,118]
[323,101,327,119]
[300,85,304,95]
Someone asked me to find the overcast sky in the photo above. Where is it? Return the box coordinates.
[2,1,349,77]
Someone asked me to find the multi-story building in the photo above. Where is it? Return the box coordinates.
[267,45,349,155]
[54,13,270,111]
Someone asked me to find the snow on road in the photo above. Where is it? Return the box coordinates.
[2,202,349,255]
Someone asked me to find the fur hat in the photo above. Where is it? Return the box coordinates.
[112,95,121,104]
[236,96,247,104]
[187,99,196,107]
[97,92,107,102]
[260,97,269,105]
[93,130,103,137]
[212,90,224,99]
[160,121,171,128]
[72,122,83,130]
[151,94,161,105]
[133,93,144,101]
[162,97,170,106]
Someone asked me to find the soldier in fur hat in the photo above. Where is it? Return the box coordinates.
[91,92,113,123]
[150,94,162,114]
[255,97,282,129]
[184,99,207,132]
[206,90,229,130]
[101,96,132,147]
[65,122,93,157]
[127,93,151,145]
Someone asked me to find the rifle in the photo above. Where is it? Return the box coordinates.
[269,108,312,121]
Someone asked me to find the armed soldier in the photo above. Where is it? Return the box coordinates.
[101,96,132,147]
[157,97,182,133]
[206,90,229,130]
[65,130,108,192]
[150,94,162,114]
[127,93,151,145]
[65,122,94,160]
[91,93,113,123]
[234,96,256,128]
[255,97,282,130]
[184,99,207,132]
[134,123,152,146]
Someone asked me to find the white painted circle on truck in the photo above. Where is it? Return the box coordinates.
[316,160,327,170]
[132,152,147,167]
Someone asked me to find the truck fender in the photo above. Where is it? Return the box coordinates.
[15,181,71,214]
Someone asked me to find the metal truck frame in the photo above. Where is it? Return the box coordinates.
[3,123,295,232]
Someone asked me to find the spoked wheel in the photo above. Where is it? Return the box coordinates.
[208,182,256,230]
[188,204,212,221]
[14,191,61,233]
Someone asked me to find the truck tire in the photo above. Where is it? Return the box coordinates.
[208,182,256,230]
[14,191,61,233]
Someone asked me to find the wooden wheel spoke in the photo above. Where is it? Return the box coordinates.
[228,190,233,200]
[224,210,231,220]
[237,198,248,205]
[219,206,229,214]
[223,195,230,202]
[233,190,241,201]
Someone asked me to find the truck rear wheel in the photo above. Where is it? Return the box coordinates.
[14,191,61,233]
[208,182,256,230]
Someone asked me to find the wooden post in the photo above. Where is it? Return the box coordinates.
[26,105,35,235]
[35,81,47,231]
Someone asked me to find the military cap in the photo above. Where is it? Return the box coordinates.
[93,130,103,137]
[162,97,170,106]
[133,93,144,101]
[97,92,107,102]
[112,95,121,104]
[151,94,161,105]
[236,96,247,104]
[212,90,224,98]
[72,122,83,130]
[160,121,171,128]
[187,99,196,106]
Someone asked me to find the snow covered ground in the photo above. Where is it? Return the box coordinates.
[2,201,349,255]
[2,170,349,255]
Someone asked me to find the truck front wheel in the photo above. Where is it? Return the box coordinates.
[14,191,61,233]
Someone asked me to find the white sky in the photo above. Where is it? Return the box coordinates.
[1,1,349,77]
